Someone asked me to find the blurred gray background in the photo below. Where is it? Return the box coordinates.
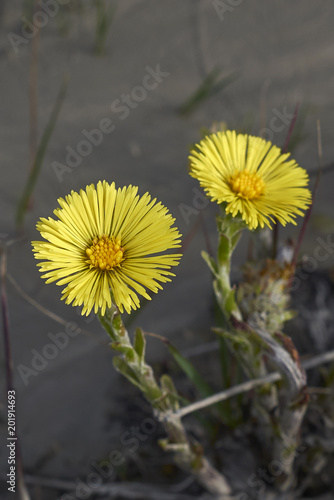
[0,0,334,494]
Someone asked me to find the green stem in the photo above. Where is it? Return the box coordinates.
[97,305,232,496]
[207,210,307,490]
[98,305,162,404]
[214,212,245,320]
[212,213,279,418]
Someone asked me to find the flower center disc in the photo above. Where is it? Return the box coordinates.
[86,235,124,271]
[230,170,265,200]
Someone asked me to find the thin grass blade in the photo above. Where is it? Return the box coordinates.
[16,78,68,228]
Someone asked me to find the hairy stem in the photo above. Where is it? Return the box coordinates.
[98,305,232,497]
[255,326,308,490]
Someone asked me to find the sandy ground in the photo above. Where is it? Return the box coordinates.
[0,0,334,496]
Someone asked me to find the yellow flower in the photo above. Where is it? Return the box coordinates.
[32,181,182,316]
[189,130,312,229]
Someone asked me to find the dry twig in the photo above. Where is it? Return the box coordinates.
[173,349,334,419]
[1,251,31,500]
[24,474,225,499]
